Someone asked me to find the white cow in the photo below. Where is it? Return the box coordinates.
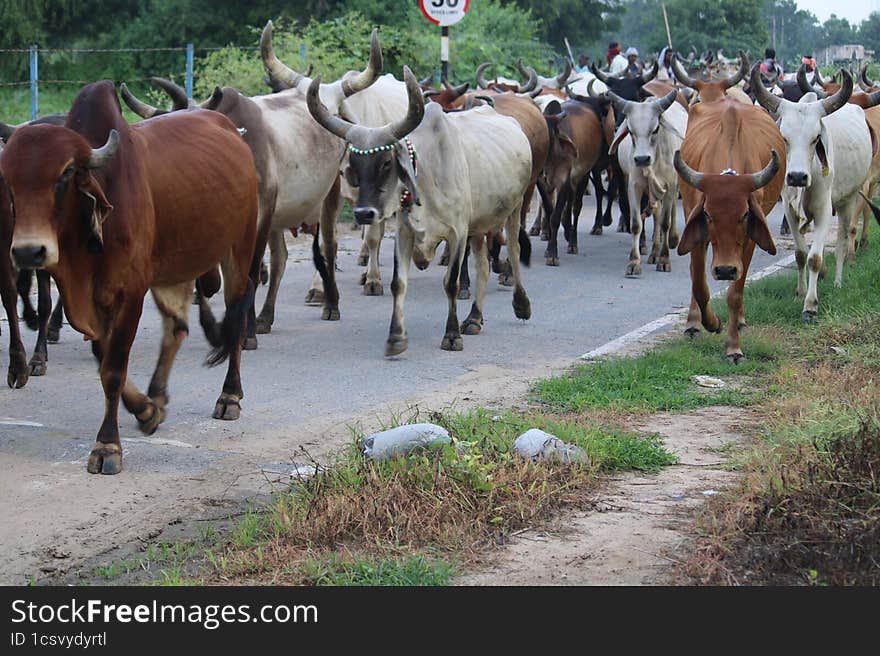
[610,89,687,275]
[752,65,873,319]
[307,68,533,355]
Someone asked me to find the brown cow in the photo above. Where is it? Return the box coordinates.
[675,98,784,362]
[671,51,749,103]
[0,81,258,474]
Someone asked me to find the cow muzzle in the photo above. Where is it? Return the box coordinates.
[786,171,809,187]
[11,241,57,269]
[713,265,739,281]
[634,155,651,167]
[353,207,378,225]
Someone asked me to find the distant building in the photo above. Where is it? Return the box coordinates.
[815,44,869,66]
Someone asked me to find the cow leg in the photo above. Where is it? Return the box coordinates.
[545,184,569,266]
[655,194,675,272]
[357,225,370,266]
[256,228,286,332]
[47,298,63,343]
[386,226,414,356]
[724,243,756,364]
[362,219,384,296]
[568,176,588,254]
[27,269,52,376]
[461,235,488,334]
[858,181,874,250]
[2,263,28,389]
[590,168,605,235]
[505,206,532,321]
[837,195,858,275]
[685,243,721,337]
[87,298,144,475]
[626,185,644,277]
[458,242,472,300]
[802,200,832,320]
[16,269,38,331]
[614,159,631,233]
[788,207,810,300]
[318,177,341,321]
[440,235,465,351]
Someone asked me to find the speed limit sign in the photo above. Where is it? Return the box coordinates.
[419,0,470,27]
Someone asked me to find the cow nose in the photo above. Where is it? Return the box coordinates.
[354,207,377,225]
[634,155,651,167]
[12,245,47,269]
[786,171,808,187]
[714,265,738,280]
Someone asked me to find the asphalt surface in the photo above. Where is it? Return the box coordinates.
[0,197,794,582]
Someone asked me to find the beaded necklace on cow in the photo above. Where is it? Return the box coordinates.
[347,137,418,210]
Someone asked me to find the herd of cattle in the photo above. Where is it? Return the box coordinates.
[2,22,880,475]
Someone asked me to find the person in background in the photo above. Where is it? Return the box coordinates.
[656,46,674,82]
[760,47,784,81]
[576,53,590,74]
[609,44,629,76]
[606,42,621,67]
[624,46,643,77]
[802,53,817,73]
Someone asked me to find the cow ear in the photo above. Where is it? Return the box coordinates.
[76,170,113,253]
[395,141,420,206]
[816,121,832,177]
[747,196,777,254]
[609,121,629,156]
[677,199,708,255]
[343,165,359,188]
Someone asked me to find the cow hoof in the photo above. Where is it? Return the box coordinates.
[647,252,657,265]
[567,244,579,255]
[23,309,39,331]
[498,273,514,287]
[529,225,541,237]
[87,445,122,475]
[457,287,471,300]
[545,256,560,267]
[385,336,409,357]
[213,396,241,421]
[304,289,324,305]
[656,258,671,273]
[243,336,258,350]
[668,234,679,250]
[513,289,531,320]
[684,326,701,339]
[322,307,340,321]
[726,352,744,365]
[47,327,60,343]
[357,254,369,267]
[255,317,272,334]
[137,403,166,436]
[28,358,47,377]
[540,231,549,241]
[363,281,384,296]
[625,262,642,277]
[590,226,603,235]
[802,310,817,324]
[461,318,482,335]
[441,334,463,351]
[859,237,869,250]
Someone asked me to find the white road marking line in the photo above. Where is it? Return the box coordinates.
[580,253,797,361]
[121,437,193,449]
[0,419,44,427]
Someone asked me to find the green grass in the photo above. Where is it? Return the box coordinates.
[301,555,456,586]
[533,335,779,413]
[1,85,170,125]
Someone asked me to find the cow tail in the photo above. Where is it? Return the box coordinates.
[311,224,331,286]
[205,278,255,367]
[518,226,532,268]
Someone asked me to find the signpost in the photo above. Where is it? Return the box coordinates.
[419,0,470,80]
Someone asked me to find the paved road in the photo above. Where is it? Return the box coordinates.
[0,197,793,582]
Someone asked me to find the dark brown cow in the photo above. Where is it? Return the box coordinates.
[671,51,749,103]
[0,81,258,474]
[675,98,784,362]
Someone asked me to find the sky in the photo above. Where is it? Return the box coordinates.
[795,0,879,24]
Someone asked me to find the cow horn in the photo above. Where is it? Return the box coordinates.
[751,150,780,190]
[260,20,305,91]
[673,150,704,190]
[150,76,190,110]
[556,60,572,87]
[389,67,425,140]
[671,54,698,88]
[654,89,677,113]
[590,62,609,84]
[199,87,223,111]
[306,75,356,140]
[723,51,749,89]
[813,67,826,87]
[341,28,383,97]
[864,88,880,109]
[858,63,877,91]
[476,63,491,89]
[750,63,780,113]
[585,78,602,99]
[474,95,495,107]
[87,129,119,169]
[0,122,16,142]
[515,59,530,81]
[423,89,441,99]
[819,69,852,115]
[606,90,632,116]
[796,63,824,96]
[639,59,659,84]
[419,70,436,88]
[119,82,163,119]
[518,66,538,93]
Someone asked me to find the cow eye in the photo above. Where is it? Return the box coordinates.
[57,166,74,185]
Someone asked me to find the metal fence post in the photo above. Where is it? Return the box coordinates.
[300,43,306,69]
[186,43,194,98]
[29,45,38,120]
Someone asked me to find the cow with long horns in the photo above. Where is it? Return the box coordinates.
[307,68,533,354]
[671,51,750,103]
[751,65,873,320]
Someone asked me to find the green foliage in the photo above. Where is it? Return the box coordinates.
[301,555,456,586]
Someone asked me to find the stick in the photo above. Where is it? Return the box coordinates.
[662,4,673,50]
[564,37,575,66]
